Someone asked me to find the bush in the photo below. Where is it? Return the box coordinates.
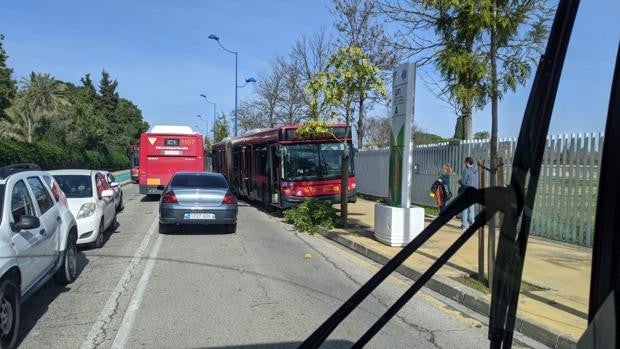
[283,199,340,234]
[0,139,130,171]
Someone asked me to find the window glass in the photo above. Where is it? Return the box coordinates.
[27,176,54,214]
[170,174,228,188]
[53,175,93,198]
[11,180,37,222]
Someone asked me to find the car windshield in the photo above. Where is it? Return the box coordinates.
[170,174,228,189]
[1,1,618,348]
[282,142,354,181]
[53,175,93,198]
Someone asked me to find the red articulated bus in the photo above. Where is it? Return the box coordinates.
[129,144,140,182]
[139,125,205,195]
[211,125,356,209]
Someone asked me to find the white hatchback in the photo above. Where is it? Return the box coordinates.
[49,170,117,248]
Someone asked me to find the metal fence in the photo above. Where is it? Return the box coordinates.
[355,133,604,247]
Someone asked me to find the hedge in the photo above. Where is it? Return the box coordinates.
[0,139,129,171]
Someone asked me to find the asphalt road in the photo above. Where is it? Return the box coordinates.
[16,184,544,349]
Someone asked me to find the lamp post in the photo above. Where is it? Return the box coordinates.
[208,34,257,137]
[196,115,208,138]
[200,94,216,140]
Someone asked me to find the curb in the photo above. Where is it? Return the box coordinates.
[318,228,578,349]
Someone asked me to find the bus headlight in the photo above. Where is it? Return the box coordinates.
[77,202,96,219]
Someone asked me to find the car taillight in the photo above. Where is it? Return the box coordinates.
[162,191,177,203]
[222,192,237,204]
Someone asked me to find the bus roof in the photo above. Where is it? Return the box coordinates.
[147,125,198,134]
[212,124,349,148]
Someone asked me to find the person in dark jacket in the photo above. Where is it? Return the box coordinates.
[431,164,453,212]
[459,157,478,230]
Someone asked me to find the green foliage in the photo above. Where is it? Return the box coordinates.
[0,50,147,169]
[306,46,386,124]
[474,131,490,139]
[414,132,447,145]
[214,112,230,142]
[283,199,340,234]
[0,34,16,118]
[294,119,335,139]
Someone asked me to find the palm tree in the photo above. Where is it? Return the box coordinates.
[0,103,31,142]
[1,73,70,143]
[22,72,69,116]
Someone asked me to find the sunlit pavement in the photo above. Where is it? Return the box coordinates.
[16,184,545,349]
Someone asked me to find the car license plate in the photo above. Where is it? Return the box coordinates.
[184,213,215,220]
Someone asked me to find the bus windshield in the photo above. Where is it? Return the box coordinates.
[282,142,354,181]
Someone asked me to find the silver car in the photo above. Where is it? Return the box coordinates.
[158,172,238,234]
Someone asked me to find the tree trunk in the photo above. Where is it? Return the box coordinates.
[462,106,473,140]
[488,0,498,291]
[27,118,32,144]
[356,97,365,150]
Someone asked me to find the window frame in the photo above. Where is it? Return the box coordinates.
[11,179,39,225]
[26,176,55,215]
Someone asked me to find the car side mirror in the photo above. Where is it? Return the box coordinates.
[110,182,119,188]
[101,189,114,198]
[11,215,40,231]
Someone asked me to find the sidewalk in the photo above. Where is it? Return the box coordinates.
[323,198,590,348]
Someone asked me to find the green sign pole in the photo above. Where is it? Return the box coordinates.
[388,63,416,208]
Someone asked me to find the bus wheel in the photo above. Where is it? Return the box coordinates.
[262,189,273,212]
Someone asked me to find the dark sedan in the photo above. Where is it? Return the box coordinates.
[158,172,238,234]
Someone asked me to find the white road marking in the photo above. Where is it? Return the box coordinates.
[80,217,158,349]
[111,234,163,348]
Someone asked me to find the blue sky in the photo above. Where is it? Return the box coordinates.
[1,0,618,139]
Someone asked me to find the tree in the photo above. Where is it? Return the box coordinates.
[238,99,267,133]
[290,28,335,119]
[474,131,490,140]
[332,0,400,149]
[254,60,286,128]
[275,57,306,125]
[214,112,230,143]
[304,46,386,227]
[2,72,69,143]
[379,0,551,285]
[0,34,16,118]
[363,116,391,149]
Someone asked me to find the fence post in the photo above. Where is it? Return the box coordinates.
[477,160,485,282]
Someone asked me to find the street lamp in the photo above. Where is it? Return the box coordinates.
[237,77,257,88]
[196,115,208,137]
[208,34,256,137]
[200,94,216,140]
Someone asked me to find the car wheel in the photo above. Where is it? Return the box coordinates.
[118,194,124,212]
[94,220,105,249]
[159,223,169,234]
[111,212,119,231]
[0,279,20,349]
[54,236,78,284]
[225,224,237,234]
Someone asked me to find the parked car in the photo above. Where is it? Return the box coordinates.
[158,172,238,234]
[49,169,117,248]
[101,170,124,212]
[0,164,79,348]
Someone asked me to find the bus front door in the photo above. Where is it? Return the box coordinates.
[268,144,280,207]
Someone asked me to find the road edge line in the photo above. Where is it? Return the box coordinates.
[79,217,158,349]
[111,234,163,348]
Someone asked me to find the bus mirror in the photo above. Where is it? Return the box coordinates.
[275,148,282,158]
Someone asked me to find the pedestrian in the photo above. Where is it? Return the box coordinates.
[458,157,478,230]
[430,164,453,212]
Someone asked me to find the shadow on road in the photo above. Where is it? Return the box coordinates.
[162,224,233,235]
[17,251,90,346]
[141,194,161,202]
[202,341,353,349]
